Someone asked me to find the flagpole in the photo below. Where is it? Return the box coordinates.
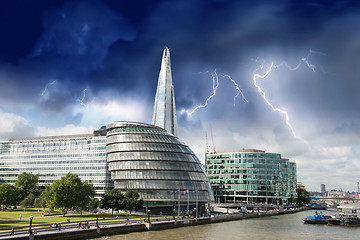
[187,190,189,215]
[178,189,180,216]
[196,190,198,219]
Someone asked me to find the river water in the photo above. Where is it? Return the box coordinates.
[96,210,360,240]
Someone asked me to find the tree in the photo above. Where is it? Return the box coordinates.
[78,181,95,215]
[15,172,39,202]
[101,189,124,215]
[20,193,37,208]
[0,184,18,207]
[34,193,47,210]
[122,190,143,214]
[43,173,94,216]
[289,195,297,204]
[297,188,311,204]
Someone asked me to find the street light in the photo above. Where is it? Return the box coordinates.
[173,208,176,220]
[147,209,151,224]
[29,215,33,235]
[194,208,197,220]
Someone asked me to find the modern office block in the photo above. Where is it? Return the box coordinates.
[0,127,113,198]
[205,149,297,205]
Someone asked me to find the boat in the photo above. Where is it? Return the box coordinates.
[303,212,331,224]
[327,214,357,225]
[341,215,360,227]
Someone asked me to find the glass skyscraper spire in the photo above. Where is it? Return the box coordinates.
[152,47,178,136]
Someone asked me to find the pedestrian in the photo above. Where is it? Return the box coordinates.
[10,227,14,236]
[78,222,81,229]
[88,222,90,229]
[58,223,61,231]
[20,214,22,220]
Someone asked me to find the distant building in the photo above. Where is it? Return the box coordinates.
[205,149,297,205]
[0,127,112,198]
[321,184,326,194]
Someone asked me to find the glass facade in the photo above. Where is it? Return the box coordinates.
[106,121,214,208]
[0,129,113,198]
[205,149,297,205]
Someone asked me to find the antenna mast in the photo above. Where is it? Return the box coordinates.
[205,132,209,153]
[210,125,216,153]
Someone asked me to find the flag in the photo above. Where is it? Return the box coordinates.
[183,189,189,194]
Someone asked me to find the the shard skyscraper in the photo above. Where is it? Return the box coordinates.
[152,47,178,136]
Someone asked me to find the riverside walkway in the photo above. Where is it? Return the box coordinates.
[0,207,308,240]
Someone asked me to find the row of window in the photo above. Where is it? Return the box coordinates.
[114,180,209,191]
[126,189,210,201]
[107,134,182,145]
[112,170,208,181]
[106,142,192,154]
[207,159,288,165]
[206,153,281,160]
[107,151,197,163]
[109,160,203,172]
[107,126,165,135]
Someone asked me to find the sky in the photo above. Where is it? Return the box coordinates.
[0,0,359,192]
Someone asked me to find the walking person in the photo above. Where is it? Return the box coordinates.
[58,223,61,231]
[10,227,14,236]
[19,214,22,220]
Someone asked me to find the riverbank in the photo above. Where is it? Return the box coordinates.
[0,207,309,240]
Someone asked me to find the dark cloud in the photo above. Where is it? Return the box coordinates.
[0,0,360,191]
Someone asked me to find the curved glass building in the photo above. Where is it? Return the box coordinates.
[106,121,213,214]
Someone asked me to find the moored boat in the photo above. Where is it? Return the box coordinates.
[341,215,360,227]
[303,212,331,224]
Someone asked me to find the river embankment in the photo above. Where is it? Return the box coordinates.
[0,207,309,240]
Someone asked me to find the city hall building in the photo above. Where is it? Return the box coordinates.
[0,48,214,213]
[206,149,297,205]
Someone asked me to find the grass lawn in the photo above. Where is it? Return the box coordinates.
[0,208,148,229]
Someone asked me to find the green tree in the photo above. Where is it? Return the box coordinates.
[20,193,37,208]
[289,195,297,204]
[34,193,47,210]
[101,189,124,215]
[15,172,39,202]
[43,173,93,216]
[78,181,95,215]
[0,184,18,207]
[123,190,143,214]
[297,188,311,204]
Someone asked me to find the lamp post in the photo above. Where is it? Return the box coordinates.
[96,212,99,228]
[173,208,176,220]
[29,215,33,235]
[147,209,151,224]
[194,208,197,221]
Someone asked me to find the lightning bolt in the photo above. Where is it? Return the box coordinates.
[41,80,57,98]
[253,49,326,138]
[181,70,248,117]
[77,88,89,107]
[220,74,248,106]
[184,70,220,116]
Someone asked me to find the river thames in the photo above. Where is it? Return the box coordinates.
[95,210,360,240]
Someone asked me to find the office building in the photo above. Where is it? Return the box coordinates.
[0,127,112,198]
[206,149,297,205]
